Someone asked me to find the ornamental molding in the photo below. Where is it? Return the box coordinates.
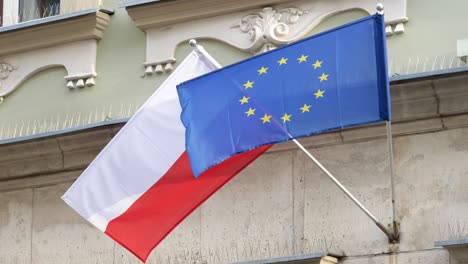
[0,62,17,102]
[124,0,408,76]
[0,62,17,83]
[232,7,308,53]
[0,9,111,98]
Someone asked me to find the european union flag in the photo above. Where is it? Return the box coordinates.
[178,14,390,178]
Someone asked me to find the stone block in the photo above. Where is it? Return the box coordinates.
[340,123,386,143]
[58,129,113,169]
[114,208,202,264]
[394,128,468,251]
[390,81,433,102]
[0,138,63,180]
[392,117,443,136]
[300,138,392,256]
[31,183,115,264]
[0,138,60,163]
[390,81,438,121]
[62,147,101,169]
[200,151,295,263]
[434,75,468,115]
[0,189,32,264]
[0,153,63,180]
[443,113,468,129]
[57,129,112,152]
[0,170,81,192]
[292,150,307,254]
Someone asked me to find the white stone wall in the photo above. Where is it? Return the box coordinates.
[1,125,467,263]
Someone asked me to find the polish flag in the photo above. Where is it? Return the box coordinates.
[62,47,271,262]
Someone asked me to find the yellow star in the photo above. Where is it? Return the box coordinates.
[260,114,272,123]
[243,80,254,89]
[318,73,329,82]
[239,96,250,105]
[312,60,323,69]
[245,108,256,117]
[297,54,308,63]
[278,57,288,66]
[281,113,292,123]
[300,104,311,113]
[258,67,269,75]
[314,89,325,98]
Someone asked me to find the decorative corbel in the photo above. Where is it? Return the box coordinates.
[0,9,112,98]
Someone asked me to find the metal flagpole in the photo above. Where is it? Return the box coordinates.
[386,121,399,241]
[290,138,394,241]
[379,2,399,242]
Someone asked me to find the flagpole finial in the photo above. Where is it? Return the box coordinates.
[376,3,384,15]
[189,39,198,48]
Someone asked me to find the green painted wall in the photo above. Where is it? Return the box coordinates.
[0,0,467,138]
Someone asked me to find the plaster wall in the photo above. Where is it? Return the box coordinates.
[1,0,467,133]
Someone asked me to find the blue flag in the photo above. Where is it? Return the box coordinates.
[177,14,390,178]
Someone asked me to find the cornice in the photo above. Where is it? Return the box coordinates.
[0,9,110,56]
[125,0,297,29]
[1,72,468,190]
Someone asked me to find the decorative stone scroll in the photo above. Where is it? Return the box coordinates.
[232,7,307,53]
[0,62,17,103]
[0,62,17,88]
[0,62,16,80]
[124,0,408,76]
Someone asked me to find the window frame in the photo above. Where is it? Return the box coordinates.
[1,0,19,26]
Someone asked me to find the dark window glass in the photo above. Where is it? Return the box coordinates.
[0,0,3,26]
[19,0,60,23]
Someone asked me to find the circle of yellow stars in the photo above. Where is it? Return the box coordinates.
[239,54,329,125]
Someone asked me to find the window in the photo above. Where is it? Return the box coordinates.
[0,0,3,26]
[18,0,60,23]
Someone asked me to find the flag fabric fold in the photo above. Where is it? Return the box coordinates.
[62,47,271,262]
[177,14,391,178]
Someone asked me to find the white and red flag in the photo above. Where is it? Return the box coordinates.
[62,47,271,262]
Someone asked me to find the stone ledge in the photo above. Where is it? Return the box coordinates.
[0,9,111,56]
[232,252,338,264]
[124,0,295,29]
[1,71,468,186]
[434,239,468,264]
[0,170,80,192]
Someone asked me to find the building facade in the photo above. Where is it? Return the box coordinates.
[0,0,468,263]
